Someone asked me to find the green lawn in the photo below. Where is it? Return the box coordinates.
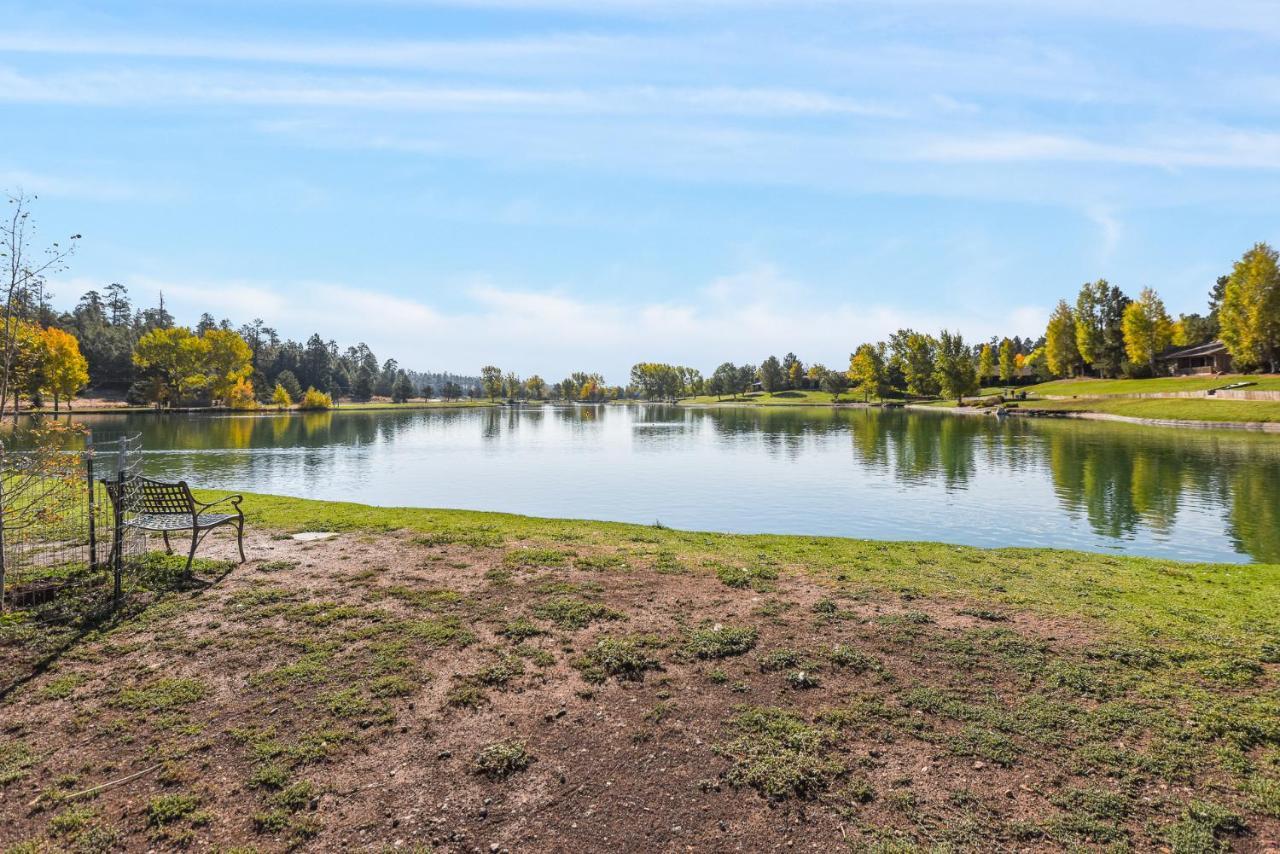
[1027,374,1280,397]
[1020,396,1280,424]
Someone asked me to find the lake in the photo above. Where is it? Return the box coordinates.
[70,404,1280,564]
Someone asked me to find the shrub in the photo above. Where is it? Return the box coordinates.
[298,387,332,410]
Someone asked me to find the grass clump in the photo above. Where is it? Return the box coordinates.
[146,793,203,827]
[474,740,534,779]
[575,553,628,571]
[1164,800,1245,852]
[758,648,802,672]
[113,677,206,711]
[499,617,546,641]
[503,548,570,569]
[827,644,881,673]
[576,635,662,683]
[716,564,779,590]
[532,597,623,630]
[687,624,758,659]
[718,707,842,799]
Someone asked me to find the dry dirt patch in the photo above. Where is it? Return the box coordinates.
[0,529,1274,852]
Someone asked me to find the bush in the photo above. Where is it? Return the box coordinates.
[227,376,258,410]
[298,387,332,410]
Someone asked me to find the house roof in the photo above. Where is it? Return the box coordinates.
[1158,339,1228,360]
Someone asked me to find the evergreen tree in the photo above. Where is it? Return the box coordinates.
[275,369,304,402]
[391,370,415,403]
[758,355,783,394]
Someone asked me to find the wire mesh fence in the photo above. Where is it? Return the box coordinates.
[0,430,142,616]
[0,427,147,690]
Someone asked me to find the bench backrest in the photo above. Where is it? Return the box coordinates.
[103,476,196,517]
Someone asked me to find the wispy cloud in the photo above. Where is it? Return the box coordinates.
[912,131,1280,170]
[0,68,896,117]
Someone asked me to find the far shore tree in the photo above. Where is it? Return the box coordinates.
[39,326,88,413]
[819,368,849,402]
[1122,287,1174,373]
[2,191,78,423]
[977,343,995,385]
[1074,280,1129,378]
[934,329,979,403]
[998,337,1015,382]
[275,369,304,403]
[481,365,503,401]
[847,343,885,402]
[132,326,208,407]
[1219,242,1280,373]
[758,355,783,394]
[271,382,292,409]
[525,375,545,400]
[1045,300,1082,378]
[391,370,415,403]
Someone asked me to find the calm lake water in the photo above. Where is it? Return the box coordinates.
[70,404,1280,565]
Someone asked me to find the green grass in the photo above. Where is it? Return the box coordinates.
[199,490,1280,651]
[1021,396,1280,423]
[1026,374,1280,397]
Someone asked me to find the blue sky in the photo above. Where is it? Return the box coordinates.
[3,0,1278,381]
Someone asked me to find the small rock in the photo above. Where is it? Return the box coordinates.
[972,761,986,770]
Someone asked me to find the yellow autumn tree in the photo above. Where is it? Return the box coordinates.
[39,327,89,413]
[133,327,208,407]
[1122,287,1174,372]
[202,328,253,405]
[271,382,293,410]
[1219,242,1280,373]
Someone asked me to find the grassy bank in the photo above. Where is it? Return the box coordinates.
[2,494,1277,851]
[1018,396,1280,424]
[1026,375,1280,397]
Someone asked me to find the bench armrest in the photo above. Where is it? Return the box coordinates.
[195,494,243,516]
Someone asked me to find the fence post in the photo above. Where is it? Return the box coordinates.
[86,430,97,572]
[0,442,6,614]
[113,467,125,608]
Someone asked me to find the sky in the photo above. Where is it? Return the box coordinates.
[3,0,1279,382]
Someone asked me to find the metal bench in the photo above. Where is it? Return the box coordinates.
[103,476,246,574]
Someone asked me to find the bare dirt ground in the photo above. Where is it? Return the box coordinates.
[1,528,1276,852]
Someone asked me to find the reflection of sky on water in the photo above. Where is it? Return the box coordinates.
[71,405,1280,564]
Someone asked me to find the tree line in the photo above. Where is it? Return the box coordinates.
[3,192,482,412]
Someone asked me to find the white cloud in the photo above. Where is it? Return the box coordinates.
[102,268,1041,381]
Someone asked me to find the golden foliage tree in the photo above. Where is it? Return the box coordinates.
[1122,287,1174,372]
[132,327,208,407]
[1045,300,1081,378]
[202,328,253,405]
[39,326,88,413]
[1219,242,1280,373]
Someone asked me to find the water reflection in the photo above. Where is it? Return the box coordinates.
[57,404,1280,564]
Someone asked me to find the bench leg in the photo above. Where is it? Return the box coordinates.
[162,530,172,555]
[185,531,199,578]
[235,517,246,563]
